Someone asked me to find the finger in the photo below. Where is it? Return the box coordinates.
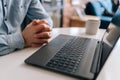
[38,20,48,25]
[42,24,52,32]
[35,25,45,33]
[33,38,49,44]
[33,19,48,25]
[32,19,40,25]
[35,24,52,33]
[34,32,51,39]
[32,19,48,26]
[31,43,44,47]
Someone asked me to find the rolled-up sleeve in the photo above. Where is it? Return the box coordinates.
[0,32,25,56]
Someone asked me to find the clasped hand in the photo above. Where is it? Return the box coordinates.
[22,19,52,47]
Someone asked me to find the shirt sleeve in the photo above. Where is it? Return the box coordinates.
[0,32,25,56]
[27,0,53,27]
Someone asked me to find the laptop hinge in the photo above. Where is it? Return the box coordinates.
[90,41,103,74]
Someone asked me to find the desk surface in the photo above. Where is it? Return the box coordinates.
[0,27,119,80]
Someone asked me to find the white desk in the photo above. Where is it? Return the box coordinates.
[97,35,120,80]
[0,27,119,80]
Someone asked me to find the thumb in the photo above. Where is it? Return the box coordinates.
[32,19,40,25]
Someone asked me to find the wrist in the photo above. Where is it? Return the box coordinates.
[22,32,29,48]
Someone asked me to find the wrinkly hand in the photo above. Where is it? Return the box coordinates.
[22,19,52,47]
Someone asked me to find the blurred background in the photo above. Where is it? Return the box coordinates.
[40,0,119,29]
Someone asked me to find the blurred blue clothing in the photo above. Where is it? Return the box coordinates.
[0,0,53,55]
[99,0,113,13]
[111,7,120,27]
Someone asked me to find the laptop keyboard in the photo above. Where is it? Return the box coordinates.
[46,37,90,73]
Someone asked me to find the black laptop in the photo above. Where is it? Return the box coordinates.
[25,6,120,80]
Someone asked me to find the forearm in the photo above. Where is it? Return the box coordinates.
[0,32,25,56]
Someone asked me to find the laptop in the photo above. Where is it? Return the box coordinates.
[25,6,120,80]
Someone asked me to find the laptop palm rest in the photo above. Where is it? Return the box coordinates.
[25,35,74,66]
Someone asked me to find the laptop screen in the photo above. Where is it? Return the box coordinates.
[100,5,120,69]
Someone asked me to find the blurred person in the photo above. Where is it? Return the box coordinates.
[100,0,119,17]
[112,0,119,13]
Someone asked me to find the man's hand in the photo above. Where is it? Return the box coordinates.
[22,19,52,47]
